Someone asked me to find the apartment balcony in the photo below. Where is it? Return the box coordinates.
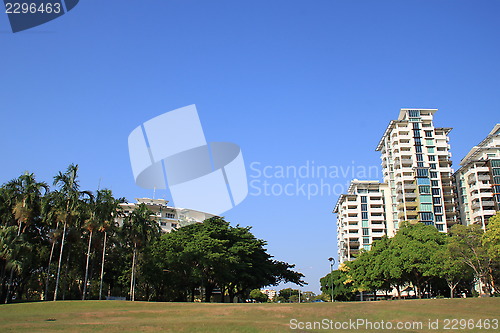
[481,200,496,207]
[445,210,458,217]
[478,175,491,181]
[467,177,476,185]
[349,240,360,247]
[442,182,454,189]
[401,158,413,166]
[471,202,481,210]
[370,215,385,222]
[369,207,385,214]
[483,209,498,216]
[405,201,418,208]
[443,191,455,198]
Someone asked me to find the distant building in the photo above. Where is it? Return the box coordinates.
[334,180,392,263]
[260,289,277,301]
[454,124,500,229]
[116,198,216,233]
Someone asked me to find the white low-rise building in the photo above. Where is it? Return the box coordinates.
[116,198,216,233]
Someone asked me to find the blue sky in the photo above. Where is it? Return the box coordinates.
[1,0,499,293]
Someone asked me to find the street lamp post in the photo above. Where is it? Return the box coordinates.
[328,257,335,302]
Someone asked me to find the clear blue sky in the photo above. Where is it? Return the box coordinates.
[1,0,499,293]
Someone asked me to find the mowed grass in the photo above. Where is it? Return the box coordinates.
[0,298,498,332]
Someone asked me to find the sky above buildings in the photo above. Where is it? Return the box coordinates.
[1,0,499,293]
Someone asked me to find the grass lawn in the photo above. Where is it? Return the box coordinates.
[0,298,498,332]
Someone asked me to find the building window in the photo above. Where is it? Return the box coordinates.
[420,195,432,203]
[490,160,500,167]
[429,163,437,169]
[430,171,438,178]
[431,180,439,186]
[361,204,367,211]
[415,145,423,153]
[363,237,370,244]
[425,130,433,137]
[413,130,421,137]
[362,212,368,219]
[409,110,420,117]
[428,155,435,161]
[416,168,429,177]
[436,224,444,231]
[428,147,435,153]
[433,197,441,204]
[415,138,422,145]
[166,213,176,219]
[416,154,423,161]
[362,228,369,236]
[420,203,433,211]
[432,188,441,195]
[419,186,431,194]
[417,178,430,185]
[412,122,420,129]
[434,206,442,213]
[435,215,443,222]
[361,196,367,203]
[420,212,434,221]
[362,220,369,228]
[417,162,424,167]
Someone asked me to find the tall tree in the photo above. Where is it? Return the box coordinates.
[52,164,90,301]
[122,203,160,301]
[448,224,492,296]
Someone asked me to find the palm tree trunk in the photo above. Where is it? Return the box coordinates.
[99,231,107,301]
[44,239,56,301]
[130,245,137,301]
[4,267,15,304]
[82,229,93,300]
[53,221,67,301]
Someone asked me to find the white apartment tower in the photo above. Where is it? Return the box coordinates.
[454,124,500,229]
[375,109,458,233]
[334,180,393,263]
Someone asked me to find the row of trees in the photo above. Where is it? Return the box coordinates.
[0,165,303,303]
[320,216,500,301]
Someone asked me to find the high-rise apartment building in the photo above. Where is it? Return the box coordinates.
[375,109,457,233]
[334,180,393,263]
[454,124,500,229]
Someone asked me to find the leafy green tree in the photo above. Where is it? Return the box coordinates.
[390,222,446,298]
[483,212,500,294]
[319,266,356,301]
[147,217,303,302]
[449,224,492,296]
[433,240,473,298]
[249,289,268,302]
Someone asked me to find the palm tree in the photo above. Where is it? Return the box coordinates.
[4,172,48,235]
[122,203,160,301]
[82,189,123,300]
[1,173,47,303]
[96,190,124,301]
[52,164,91,301]
[0,226,28,303]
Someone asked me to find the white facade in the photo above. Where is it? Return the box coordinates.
[334,180,393,263]
[375,109,457,233]
[116,198,216,233]
[454,124,500,229]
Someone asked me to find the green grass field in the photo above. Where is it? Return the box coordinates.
[0,298,498,332]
